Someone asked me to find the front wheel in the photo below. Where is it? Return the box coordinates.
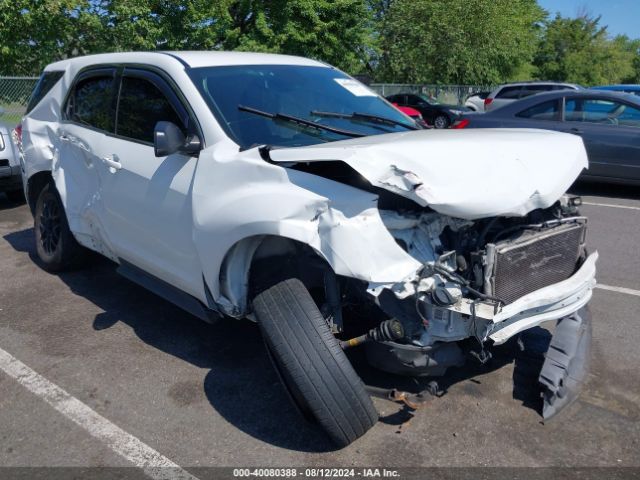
[34,183,87,271]
[253,278,378,447]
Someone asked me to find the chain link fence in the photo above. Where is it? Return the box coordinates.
[0,76,39,126]
[0,77,494,126]
[370,84,495,105]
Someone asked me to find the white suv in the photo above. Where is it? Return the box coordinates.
[19,52,597,447]
[485,81,582,111]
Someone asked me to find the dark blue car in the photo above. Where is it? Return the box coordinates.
[458,90,640,185]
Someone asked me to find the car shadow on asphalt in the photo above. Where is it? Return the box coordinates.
[349,328,549,427]
[3,226,337,452]
[3,226,550,451]
[0,194,27,211]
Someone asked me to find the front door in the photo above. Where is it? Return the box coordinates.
[563,96,640,181]
[95,68,204,299]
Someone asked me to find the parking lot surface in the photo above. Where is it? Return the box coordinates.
[0,182,639,472]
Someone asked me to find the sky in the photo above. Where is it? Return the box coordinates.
[538,0,640,38]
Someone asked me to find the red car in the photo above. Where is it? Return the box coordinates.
[392,103,431,128]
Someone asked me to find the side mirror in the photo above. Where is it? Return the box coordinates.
[154,121,201,157]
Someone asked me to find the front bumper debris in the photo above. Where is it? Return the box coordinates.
[539,306,592,419]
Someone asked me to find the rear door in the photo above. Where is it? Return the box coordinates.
[57,68,117,252]
[490,86,523,111]
[95,67,204,298]
[512,98,563,129]
[562,96,640,181]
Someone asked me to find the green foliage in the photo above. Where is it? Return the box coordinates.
[0,0,374,76]
[533,14,637,85]
[375,0,546,84]
[0,0,103,75]
[1,1,639,86]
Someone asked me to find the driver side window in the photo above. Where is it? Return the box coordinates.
[116,74,187,144]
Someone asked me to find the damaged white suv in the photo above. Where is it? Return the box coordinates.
[19,52,597,447]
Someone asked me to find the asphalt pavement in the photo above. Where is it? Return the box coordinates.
[0,181,639,475]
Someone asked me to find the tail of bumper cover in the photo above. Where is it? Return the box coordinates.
[539,306,591,419]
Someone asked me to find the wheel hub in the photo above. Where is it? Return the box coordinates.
[39,199,61,255]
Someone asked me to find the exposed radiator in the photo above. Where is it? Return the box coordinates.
[486,222,586,305]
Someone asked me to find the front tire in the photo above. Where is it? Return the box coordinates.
[34,183,87,272]
[253,278,378,447]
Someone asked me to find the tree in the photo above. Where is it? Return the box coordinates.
[0,0,375,76]
[375,0,545,84]
[533,14,636,85]
[614,35,640,83]
[0,0,103,75]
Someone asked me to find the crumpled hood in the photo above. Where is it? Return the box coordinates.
[269,128,588,220]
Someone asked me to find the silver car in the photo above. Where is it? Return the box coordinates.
[0,119,23,201]
[485,81,582,111]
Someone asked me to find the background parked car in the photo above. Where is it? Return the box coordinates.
[0,121,23,201]
[592,84,640,96]
[391,103,431,128]
[465,91,491,112]
[457,90,640,185]
[484,81,582,111]
[385,92,469,128]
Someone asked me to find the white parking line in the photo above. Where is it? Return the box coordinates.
[582,201,640,211]
[0,347,199,480]
[596,283,640,297]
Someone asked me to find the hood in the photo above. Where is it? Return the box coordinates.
[268,128,588,220]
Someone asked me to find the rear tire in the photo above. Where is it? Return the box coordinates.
[253,278,378,447]
[434,114,450,129]
[34,183,87,272]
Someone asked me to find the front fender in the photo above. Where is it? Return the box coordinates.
[191,143,420,314]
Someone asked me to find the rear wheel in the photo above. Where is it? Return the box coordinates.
[434,114,450,129]
[253,278,378,447]
[34,183,87,271]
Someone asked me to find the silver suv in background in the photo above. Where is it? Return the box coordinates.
[0,119,23,202]
[485,81,582,111]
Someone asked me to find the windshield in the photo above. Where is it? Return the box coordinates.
[188,65,415,149]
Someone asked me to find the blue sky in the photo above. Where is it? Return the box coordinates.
[538,0,640,38]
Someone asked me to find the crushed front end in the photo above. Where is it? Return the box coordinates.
[362,195,596,418]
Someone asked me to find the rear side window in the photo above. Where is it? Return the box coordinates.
[26,71,64,114]
[65,73,116,132]
[496,86,522,99]
[116,76,186,144]
[516,100,559,120]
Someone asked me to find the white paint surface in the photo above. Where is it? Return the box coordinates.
[0,347,198,480]
[270,128,589,220]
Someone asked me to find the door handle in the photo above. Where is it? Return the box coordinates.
[102,154,122,172]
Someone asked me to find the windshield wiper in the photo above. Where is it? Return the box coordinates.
[310,110,419,131]
[238,105,365,138]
